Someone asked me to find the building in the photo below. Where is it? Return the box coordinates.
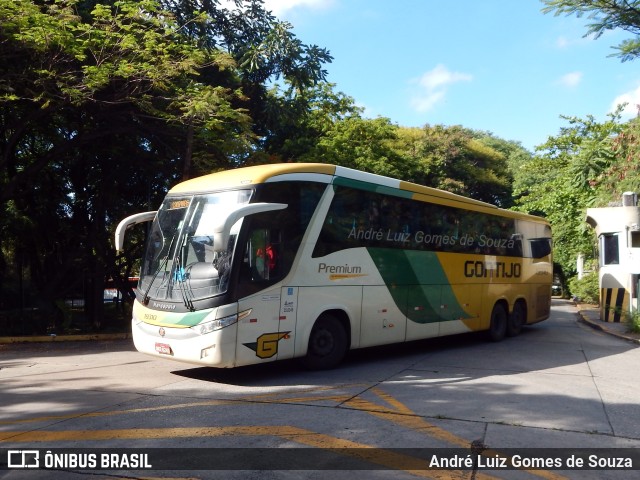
[586,192,640,322]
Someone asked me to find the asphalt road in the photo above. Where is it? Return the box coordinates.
[1,299,639,479]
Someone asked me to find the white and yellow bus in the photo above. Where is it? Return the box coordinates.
[115,163,552,369]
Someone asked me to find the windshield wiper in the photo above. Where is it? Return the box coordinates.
[142,232,178,306]
[174,247,195,312]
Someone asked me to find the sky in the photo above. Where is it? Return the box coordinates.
[261,0,640,151]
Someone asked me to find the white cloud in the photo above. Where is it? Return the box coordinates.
[409,64,472,113]
[411,89,446,113]
[263,0,334,16]
[610,84,640,119]
[557,71,583,88]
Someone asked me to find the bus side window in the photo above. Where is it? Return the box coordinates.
[237,181,323,297]
[246,228,280,282]
[530,238,552,260]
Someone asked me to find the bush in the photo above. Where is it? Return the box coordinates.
[568,271,599,304]
[625,311,640,334]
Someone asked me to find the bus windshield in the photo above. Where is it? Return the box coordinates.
[139,190,252,307]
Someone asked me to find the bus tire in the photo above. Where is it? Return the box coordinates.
[488,303,507,342]
[507,301,525,337]
[303,314,348,370]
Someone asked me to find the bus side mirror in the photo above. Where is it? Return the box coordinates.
[115,211,157,251]
[213,203,287,252]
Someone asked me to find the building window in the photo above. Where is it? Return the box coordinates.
[602,234,619,265]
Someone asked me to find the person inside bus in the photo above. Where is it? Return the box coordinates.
[254,240,278,281]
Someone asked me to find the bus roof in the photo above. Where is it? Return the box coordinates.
[168,163,547,224]
[169,163,335,194]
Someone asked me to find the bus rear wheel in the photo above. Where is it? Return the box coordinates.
[303,314,348,370]
[507,302,525,337]
[488,303,507,342]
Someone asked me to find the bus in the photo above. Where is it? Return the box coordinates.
[115,163,552,369]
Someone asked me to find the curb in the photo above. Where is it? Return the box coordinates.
[0,332,132,344]
[576,308,640,345]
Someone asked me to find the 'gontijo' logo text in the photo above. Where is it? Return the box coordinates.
[464,261,521,278]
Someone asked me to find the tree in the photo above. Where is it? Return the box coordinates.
[163,0,332,87]
[257,81,360,163]
[539,1,640,294]
[0,0,252,331]
[1,0,251,199]
[303,116,410,178]
[391,125,515,207]
[590,116,640,200]
[514,111,629,284]
[0,0,334,332]
[542,0,640,61]
[161,0,333,157]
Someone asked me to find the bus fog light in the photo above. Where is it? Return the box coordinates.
[196,314,238,335]
[201,345,215,359]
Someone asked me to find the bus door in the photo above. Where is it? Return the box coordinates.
[237,290,282,365]
[235,287,296,364]
[236,228,292,365]
[277,286,298,360]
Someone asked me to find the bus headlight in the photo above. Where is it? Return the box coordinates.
[197,314,238,335]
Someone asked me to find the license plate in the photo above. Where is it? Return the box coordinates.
[155,342,173,355]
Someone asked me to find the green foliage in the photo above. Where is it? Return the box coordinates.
[591,117,640,202]
[513,102,640,299]
[513,111,632,278]
[259,81,361,161]
[625,310,640,333]
[1,0,238,112]
[0,0,334,331]
[303,116,409,178]
[538,2,640,288]
[164,0,332,88]
[568,271,600,304]
[542,0,640,61]
[10,0,640,333]
[390,125,519,207]
[276,113,521,207]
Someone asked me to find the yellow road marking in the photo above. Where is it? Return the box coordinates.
[345,395,470,448]
[1,384,568,479]
[345,388,567,480]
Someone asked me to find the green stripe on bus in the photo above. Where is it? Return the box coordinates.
[156,309,211,327]
[367,248,470,324]
[177,310,211,326]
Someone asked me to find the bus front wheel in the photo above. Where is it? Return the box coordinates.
[488,303,507,342]
[303,314,348,370]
